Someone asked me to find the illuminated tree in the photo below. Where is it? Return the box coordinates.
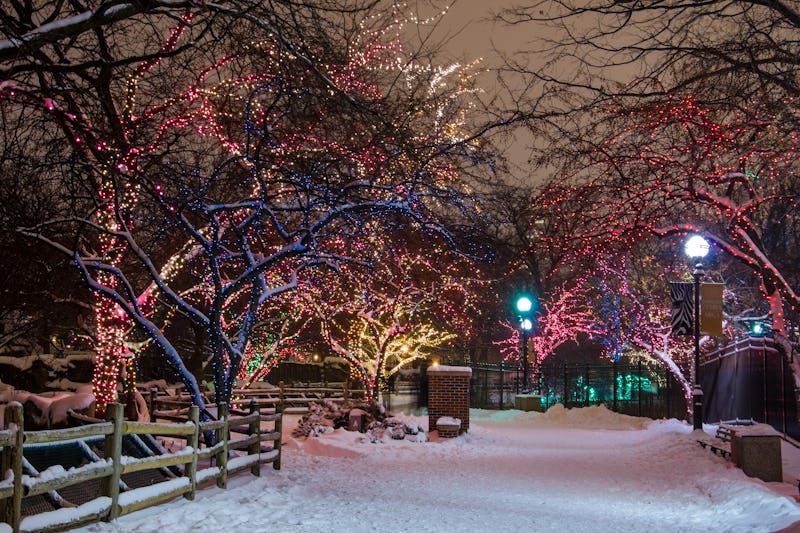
[496,254,696,407]
[534,94,800,337]
[0,12,203,410]
[495,277,593,370]
[0,1,385,409]
[325,309,458,399]
[485,0,800,415]
[311,231,483,398]
[236,289,315,388]
[13,6,493,410]
[493,0,800,340]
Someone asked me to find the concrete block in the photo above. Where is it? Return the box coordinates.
[515,394,544,412]
[731,433,782,482]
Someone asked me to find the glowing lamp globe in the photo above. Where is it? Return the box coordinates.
[684,235,710,259]
[521,318,533,331]
[515,296,533,314]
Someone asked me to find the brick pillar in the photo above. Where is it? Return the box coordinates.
[427,365,471,434]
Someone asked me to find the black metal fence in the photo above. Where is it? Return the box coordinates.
[260,338,800,434]
[700,336,800,440]
[466,361,689,420]
[263,359,691,420]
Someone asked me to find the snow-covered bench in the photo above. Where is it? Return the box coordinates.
[696,425,734,459]
[715,425,733,442]
[696,439,731,458]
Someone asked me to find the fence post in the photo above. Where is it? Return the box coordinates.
[343,379,349,402]
[612,360,618,413]
[216,404,229,489]
[483,365,488,408]
[248,399,260,477]
[1,402,23,533]
[763,342,768,423]
[148,387,158,422]
[102,403,123,521]
[584,365,590,407]
[499,361,504,409]
[782,351,787,435]
[185,405,199,500]
[278,381,285,413]
[637,360,642,417]
[563,364,568,408]
[273,400,283,471]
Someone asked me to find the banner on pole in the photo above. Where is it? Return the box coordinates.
[700,283,724,336]
[670,282,694,336]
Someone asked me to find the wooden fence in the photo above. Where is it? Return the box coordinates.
[0,400,282,533]
[147,381,366,419]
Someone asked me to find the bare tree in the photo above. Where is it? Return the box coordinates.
[498,0,800,102]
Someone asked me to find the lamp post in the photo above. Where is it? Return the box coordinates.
[684,235,709,430]
[515,295,535,393]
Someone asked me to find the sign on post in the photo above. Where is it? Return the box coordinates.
[670,282,694,336]
[700,283,724,336]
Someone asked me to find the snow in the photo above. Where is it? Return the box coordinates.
[59,405,800,533]
[196,466,221,485]
[19,497,110,531]
[23,393,67,427]
[0,469,12,491]
[118,478,190,507]
[118,446,192,465]
[1,390,96,429]
[427,364,471,375]
[227,454,261,471]
[48,392,94,426]
[436,416,460,427]
[725,422,782,437]
[22,459,111,490]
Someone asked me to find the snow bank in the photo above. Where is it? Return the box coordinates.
[470,403,653,430]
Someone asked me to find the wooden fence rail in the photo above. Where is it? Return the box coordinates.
[147,381,366,419]
[0,400,282,533]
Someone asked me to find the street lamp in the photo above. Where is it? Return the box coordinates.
[684,235,709,430]
[514,294,535,393]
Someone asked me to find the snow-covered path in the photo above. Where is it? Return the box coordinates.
[76,407,800,533]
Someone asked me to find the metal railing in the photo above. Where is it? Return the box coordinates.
[462,361,688,420]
